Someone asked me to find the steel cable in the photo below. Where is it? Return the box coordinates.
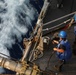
[43,11,76,26]
[43,19,71,32]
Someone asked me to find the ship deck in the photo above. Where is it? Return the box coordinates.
[34,0,76,75]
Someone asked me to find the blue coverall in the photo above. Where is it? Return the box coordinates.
[56,40,72,61]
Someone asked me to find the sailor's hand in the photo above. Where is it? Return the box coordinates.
[53,48,57,51]
[52,40,59,44]
[34,36,39,41]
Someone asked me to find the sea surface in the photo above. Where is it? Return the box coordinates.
[0,0,43,74]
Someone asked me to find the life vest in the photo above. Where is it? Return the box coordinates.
[56,40,72,61]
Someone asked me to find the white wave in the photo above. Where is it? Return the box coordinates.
[0,0,38,73]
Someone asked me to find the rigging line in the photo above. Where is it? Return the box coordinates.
[29,33,42,62]
[42,19,71,32]
[43,11,76,26]
[28,26,42,62]
[45,51,55,68]
[45,51,55,73]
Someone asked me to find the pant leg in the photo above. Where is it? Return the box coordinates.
[54,60,64,71]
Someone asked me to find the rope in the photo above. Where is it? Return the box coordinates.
[43,11,76,26]
[42,18,71,32]
[28,26,42,62]
[28,34,41,62]
[45,51,55,70]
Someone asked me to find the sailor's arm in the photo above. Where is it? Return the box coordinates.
[52,40,59,44]
[53,47,64,53]
[53,44,66,53]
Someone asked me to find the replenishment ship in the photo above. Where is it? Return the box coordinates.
[0,0,76,75]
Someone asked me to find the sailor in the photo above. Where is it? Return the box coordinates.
[53,31,72,71]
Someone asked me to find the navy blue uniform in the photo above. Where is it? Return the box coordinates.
[56,40,72,61]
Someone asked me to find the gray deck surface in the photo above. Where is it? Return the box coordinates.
[34,0,76,75]
[35,25,76,75]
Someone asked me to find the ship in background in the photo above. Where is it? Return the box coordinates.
[0,0,76,75]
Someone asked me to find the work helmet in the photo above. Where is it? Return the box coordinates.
[58,31,67,38]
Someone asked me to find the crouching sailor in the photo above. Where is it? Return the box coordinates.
[53,31,72,72]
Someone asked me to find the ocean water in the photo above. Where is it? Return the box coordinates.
[0,0,43,74]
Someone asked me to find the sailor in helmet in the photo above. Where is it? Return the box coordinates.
[53,31,72,71]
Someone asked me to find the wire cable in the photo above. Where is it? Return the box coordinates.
[28,26,43,62]
[43,18,71,32]
[43,11,76,26]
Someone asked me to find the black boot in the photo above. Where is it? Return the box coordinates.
[54,60,64,72]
